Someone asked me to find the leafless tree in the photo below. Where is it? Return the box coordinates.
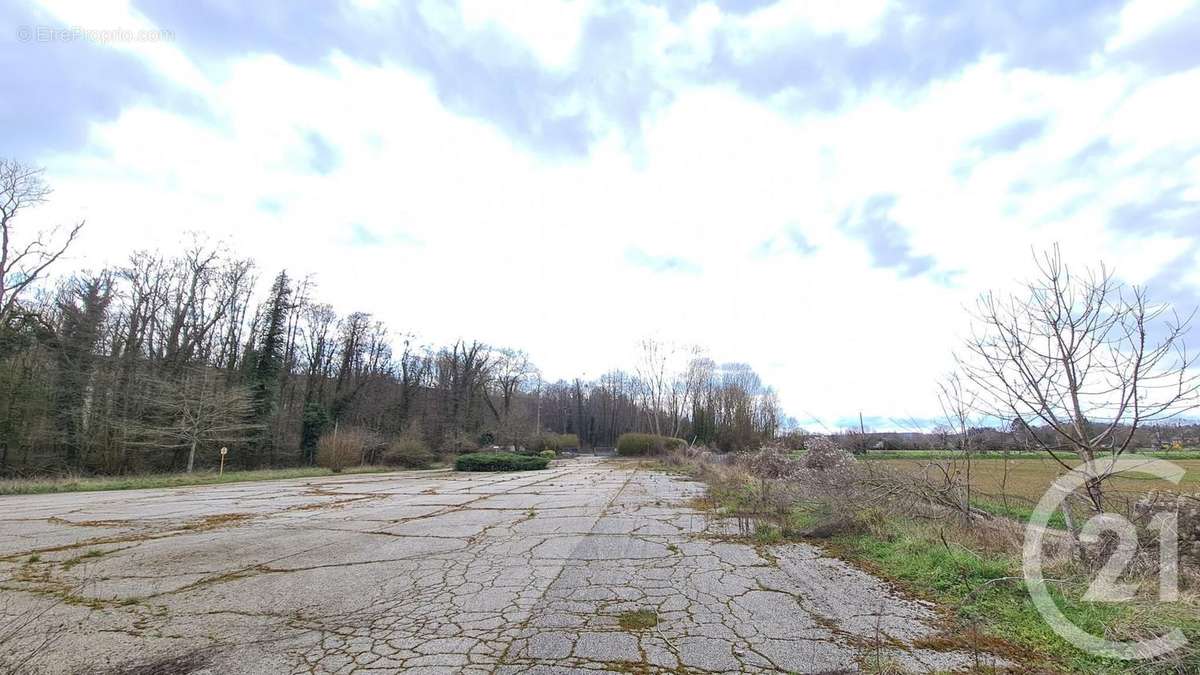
[484,348,532,444]
[635,337,670,435]
[936,372,980,516]
[959,246,1200,511]
[0,159,83,327]
[131,367,260,472]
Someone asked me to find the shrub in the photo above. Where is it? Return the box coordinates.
[538,449,556,460]
[383,435,436,469]
[526,433,579,453]
[316,427,379,472]
[616,433,687,456]
[455,452,549,472]
[800,436,856,471]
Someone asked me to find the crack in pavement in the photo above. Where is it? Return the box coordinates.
[0,459,1009,673]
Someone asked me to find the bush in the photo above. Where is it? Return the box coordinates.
[538,449,556,460]
[616,433,687,456]
[526,433,579,453]
[383,435,436,469]
[316,427,379,472]
[800,436,856,471]
[455,452,549,472]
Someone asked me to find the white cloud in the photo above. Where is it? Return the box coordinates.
[457,0,593,70]
[736,0,890,46]
[1107,0,1195,50]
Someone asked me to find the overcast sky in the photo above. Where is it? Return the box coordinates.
[4,0,1199,431]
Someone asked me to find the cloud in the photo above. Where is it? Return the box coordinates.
[1066,138,1116,173]
[131,0,668,158]
[0,2,186,158]
[840,194,935,278]
[1109,2,1200,75]
[703,0,1126,112]
[973,117,1047,153]
[347,223,422,248]
[625,247,702,274]
[1109,185,1200,236]
[756,224,817,257]
[304,132,338,174]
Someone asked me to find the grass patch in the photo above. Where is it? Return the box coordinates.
[831,519,1200,672]
[970,499,1067,529]
[0,465,396,496]
[617,609,659,630]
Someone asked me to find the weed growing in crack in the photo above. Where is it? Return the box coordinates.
[753,523,782,544]
[617,609,658,630]
[61,549,106,570]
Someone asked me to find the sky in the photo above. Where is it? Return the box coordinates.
[3,0,1199,431]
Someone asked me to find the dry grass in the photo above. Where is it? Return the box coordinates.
[0,465,394,496]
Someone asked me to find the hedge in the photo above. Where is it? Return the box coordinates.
[527,433,580,453]
[616,433,688,456]
[455,452,550,472]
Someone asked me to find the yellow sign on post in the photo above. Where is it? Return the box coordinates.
[219,447,228,476]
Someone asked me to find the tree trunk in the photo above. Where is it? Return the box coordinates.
[187,438,197,474]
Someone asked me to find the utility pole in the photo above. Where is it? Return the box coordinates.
[860,412,866,455]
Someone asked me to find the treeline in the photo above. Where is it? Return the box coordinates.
[0,170,779,475]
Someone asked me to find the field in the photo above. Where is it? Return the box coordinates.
[873,453,1200,524]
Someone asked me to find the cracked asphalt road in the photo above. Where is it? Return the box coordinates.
[0,459,1005,673]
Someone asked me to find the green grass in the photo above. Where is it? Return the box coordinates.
[833,520,1199,672]
[0,465,397,496]
[970,499,1068,529]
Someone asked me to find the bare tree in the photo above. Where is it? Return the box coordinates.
[936,372,980,516]
[131,367,260,472]
[484,348,532,444]
[959,246,1200,511]
[635,337,669,435]
[0,159,83,327]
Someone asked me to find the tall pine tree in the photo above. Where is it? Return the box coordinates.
[248,271,291,466]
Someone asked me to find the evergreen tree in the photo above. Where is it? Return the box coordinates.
[52,275,113,467]
[248,271,291,464]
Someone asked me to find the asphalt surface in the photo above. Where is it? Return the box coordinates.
[0,458,1004,673]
